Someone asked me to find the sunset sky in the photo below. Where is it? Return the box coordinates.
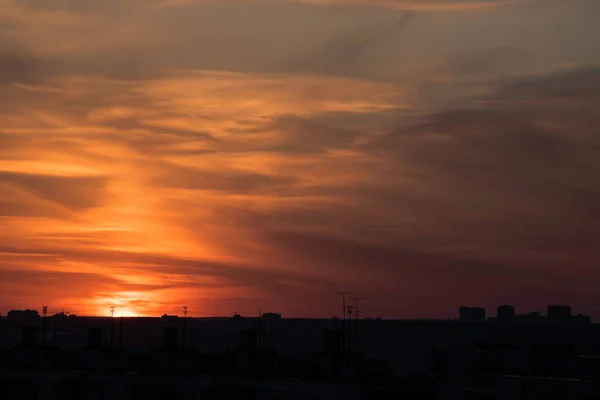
[1,0,599,319]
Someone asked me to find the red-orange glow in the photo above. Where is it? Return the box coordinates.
[1,0,599,321]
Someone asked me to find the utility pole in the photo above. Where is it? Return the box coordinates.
[337,292,354,354]
[347,304,354,353]
[350,297,367,353]
[42,306,48,347]
[110,306,115,349]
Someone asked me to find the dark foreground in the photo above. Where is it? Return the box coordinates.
[1,306,600,399]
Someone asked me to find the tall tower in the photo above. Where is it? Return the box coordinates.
[349,297,367,353]
[337,291,354,354]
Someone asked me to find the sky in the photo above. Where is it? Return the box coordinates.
[0,0,599,319]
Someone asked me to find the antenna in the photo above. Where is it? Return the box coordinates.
[349,297,367,353]
[349,297,367,320]
[337,291,354,354]
[336,292,354,320]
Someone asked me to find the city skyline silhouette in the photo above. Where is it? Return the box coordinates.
[2,302,600,399]
[1,0,600,398]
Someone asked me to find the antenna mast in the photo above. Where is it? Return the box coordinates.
[349,297,367,353]
[337,291,354,354]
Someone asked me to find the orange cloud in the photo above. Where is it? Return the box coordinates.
[2,0,600,319]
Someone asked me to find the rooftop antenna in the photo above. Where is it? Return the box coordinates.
[349,297,367,321]
[347,304,354,353]
[336,292,354,320]
[350,297,367,352]
[337,291,354,354]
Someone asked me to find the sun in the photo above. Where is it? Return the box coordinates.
[117,308,139,317]
[87,292,153,317]
[91,304,142,318]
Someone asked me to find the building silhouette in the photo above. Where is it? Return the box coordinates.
[496,305,515,321]
[0,305,598,399]
[459,306,486,322]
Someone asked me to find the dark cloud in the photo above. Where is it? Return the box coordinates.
[446,46,533,77]
[8,0,150,14]
[255,229,600,316]
[257,115,362,154]
[149,162,296,193]
[0,268,184,302]
[0,49,59,86]
[356,64,600,265]
[97,117,217,156]
[0,171,109,210]
[0,244,333,301]
[495,65,600,103]
[154,64,600,315]
[261,229,514,279]
[282,14,411,79]
[0,200,66,219]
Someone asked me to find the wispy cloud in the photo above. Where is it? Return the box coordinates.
[1,0,599,318]
[285,0,521,11]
